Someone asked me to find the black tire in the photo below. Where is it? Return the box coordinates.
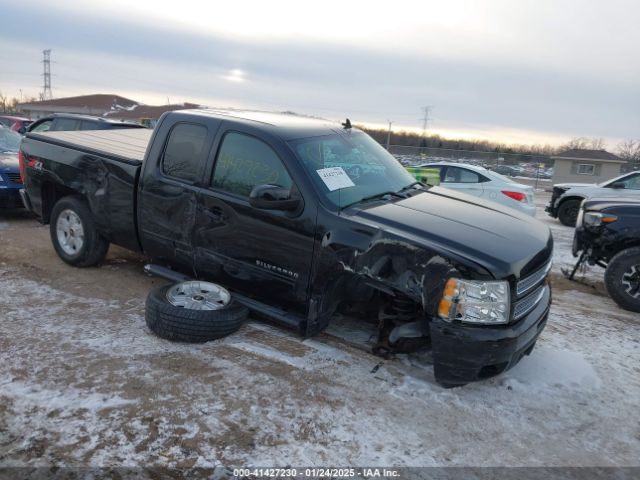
[605,247,640,313]
[50,195,110,267]
[558,199,581,227]
[145,283,248,343]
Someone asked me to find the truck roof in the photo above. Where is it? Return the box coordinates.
[181,109,353,140]
[25,109,356,165]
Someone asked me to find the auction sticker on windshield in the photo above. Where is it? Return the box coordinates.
[316,167,356,191]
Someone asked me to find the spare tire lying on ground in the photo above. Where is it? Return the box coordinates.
[145,281,248,342]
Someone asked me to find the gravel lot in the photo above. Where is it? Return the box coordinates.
[0,191,639,472]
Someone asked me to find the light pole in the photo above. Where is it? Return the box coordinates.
[385,120,393,151]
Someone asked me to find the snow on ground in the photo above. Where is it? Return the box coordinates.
[0,195,639,470]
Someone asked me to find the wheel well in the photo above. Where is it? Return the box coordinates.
[608,241,640,261]
[558,196,584,208]
[41,182,82,224]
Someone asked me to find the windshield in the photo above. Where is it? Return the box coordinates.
[289,131,416,208]
[0,128,21,153]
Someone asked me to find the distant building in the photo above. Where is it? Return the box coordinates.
[104,102,201,128]
[551,149,625,184]
[17,94,139,120]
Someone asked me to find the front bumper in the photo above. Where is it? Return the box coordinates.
[430,283,551,386]
[0,186,23,208]
[544,201,557,217]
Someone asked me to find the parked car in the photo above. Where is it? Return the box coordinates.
[0,115,32,134]
[20,110,553,387]
[413,162,536,216]
[27,113,146,133]
[546,171,640,226]
[569,197,640,312]
[490,165,518,177]
[0,127,23,208]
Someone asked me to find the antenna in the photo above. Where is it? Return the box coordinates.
[41,49,52,100]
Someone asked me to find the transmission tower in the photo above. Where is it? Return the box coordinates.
[421,106,433,138]
[41,49,52,100]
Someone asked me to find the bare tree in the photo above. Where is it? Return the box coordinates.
[617,139,640,168]
[560,137,606,151]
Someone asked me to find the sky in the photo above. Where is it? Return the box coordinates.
[0,0,638,147]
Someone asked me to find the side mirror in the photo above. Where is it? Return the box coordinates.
[249,184,301,211]
[610,182,626,189]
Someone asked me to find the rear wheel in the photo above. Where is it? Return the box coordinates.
[558,199,581,227]
[605,247,640,312]
[50,196,110,267]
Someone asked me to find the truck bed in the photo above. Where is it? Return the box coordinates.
[28,128,153,164]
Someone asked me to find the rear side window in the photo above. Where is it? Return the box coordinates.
[212,132,292,197]
[444,166,482,183]
[80,120,109,130]
[51,118,80,131]
[30,120,52,132]
[161,123,209,183]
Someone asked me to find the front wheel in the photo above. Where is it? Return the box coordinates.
[50,196,110,267]
[605,247,640,313]
[557,199,581,227]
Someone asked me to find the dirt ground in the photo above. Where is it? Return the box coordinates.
[0,192,639,473]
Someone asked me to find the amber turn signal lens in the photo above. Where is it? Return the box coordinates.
[438,298,452,318]
[444,278,459,297]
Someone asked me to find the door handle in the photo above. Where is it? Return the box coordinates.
[204,206,227,221]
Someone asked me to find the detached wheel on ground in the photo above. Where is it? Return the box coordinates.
[605,247,640,313]
[50,195,110,267]
[145,281,248,342]
[557,199,581,227]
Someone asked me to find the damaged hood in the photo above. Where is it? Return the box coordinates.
[349,186,552,280]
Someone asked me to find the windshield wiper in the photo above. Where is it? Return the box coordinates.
[360,190,407,203]
[342,190,407,209]
[399,181,426,192]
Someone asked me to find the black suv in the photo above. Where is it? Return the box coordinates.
[27,114,146,133]
[571,197,640,312]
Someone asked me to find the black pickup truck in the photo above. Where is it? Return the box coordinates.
[570,197,640,312]
[20,109,553,386]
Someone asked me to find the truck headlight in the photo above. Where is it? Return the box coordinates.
[584,212,618,228]
[438,278,510,325]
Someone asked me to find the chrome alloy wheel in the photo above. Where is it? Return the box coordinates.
[56,209,85,255]
[166,281,231,310]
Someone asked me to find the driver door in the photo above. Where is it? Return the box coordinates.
[194,128,316,313]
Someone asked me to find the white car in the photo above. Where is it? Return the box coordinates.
[417,162,536,216]
[546,171,640,226]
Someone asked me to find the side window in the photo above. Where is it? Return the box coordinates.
[212,132,293,197]
[30,120,52,132]
[161,123,209,183]
[444,166,480,183]
[51,118,80,131]
[622,173,640,190]
[0,119,10,128]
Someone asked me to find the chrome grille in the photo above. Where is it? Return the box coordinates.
[514,285,547,320]
[517,260,552,297]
